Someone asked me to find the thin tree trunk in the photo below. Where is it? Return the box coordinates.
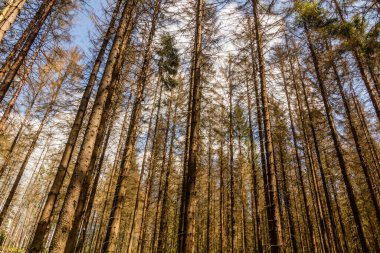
[251,1,283,251]
[292,45,333,253]
[179,0,203,252]
[48,0,135,250]
[280,56,314,253]
[303,21,370,252]
[64,82,120,253]
[74,102,118,253]
[0,22,48,133]
[126,82,159,252]
[228,60,235,253]
[219,125,225,253]
[206,122,212,253]
[157,93,177,253]
[237,133,248,253]
[245,77,262,253]
[101,1,161,251]
[0,74,63,226]
[29,0,123,250]
[151,86,172,252]
[0,0,57,102]
[277,138,297,253]
[0,81,43,179]
[330,55,380,224]
[0,0,26,43]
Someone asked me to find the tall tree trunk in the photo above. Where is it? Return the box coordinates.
[101,1,161,251]
[179,0,203,252]
[237,133,248,253]
[0,74,63,226]
[251,1,283,251]
[280,55,315,253]
[29,0,123,249]
[0,0,26,43]
[219,124,225,253]
[276,136,297,253]
[228,60,235,253]
[245,76,262,253]
[0,0,57,102]
[126,86,159,253]
[303,22,370,252]
[206,123,212,253]
[330,55,380,224]
[0,81,43,179]
[348,82,380,176]
[64,80,120,253]
[292,44,334,253]
[93,89,133,253]
[157,93,177,253]
[74,102,118,253]
[151,86,172,252]
[48,0,135,251]
[0,20,49,132]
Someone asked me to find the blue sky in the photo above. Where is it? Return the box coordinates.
[69,0,104,53]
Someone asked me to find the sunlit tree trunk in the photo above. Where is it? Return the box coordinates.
[0,0,57,102]
[251,1,283,251]
[178,0,204,252]
[0,72,64,226]
[303,21,370,252]
[29,1,123,250]
[102,1,161,251]
[0,0,27,43]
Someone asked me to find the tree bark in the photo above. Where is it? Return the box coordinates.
[101,1,161,251]
[303,21,370,252]
[0,71,64,226]
[251,1,283,251]
[157,93,177,253]
[179,0,204,252]
[48,1,135,251]
[0,0,57,102]
[0,0,26,43]
[29,0,124,250]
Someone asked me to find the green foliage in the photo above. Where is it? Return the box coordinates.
[156,34,180,90]
[0,232,4,246]
[294,1,331,29]
[294,1,379,57]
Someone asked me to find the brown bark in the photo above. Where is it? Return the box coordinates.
[228,60,235,253]
[64,80,120,253]
[0,23,48,133]
[126,82,159,252]
[28,1,123,251]
[93,89,133,253]
[206,123,212,253]
[157,93,177,253]
[0,0,57,102]
[0,72,64,226]
[48,0,135,251]
[0,81,43,179]
[251,1,283,251]
[0,0,26,43]
[304,22,370,252]
[101,1,161,251]
[280,57,314,253]
[237,132,248,253]
[151,86,171,252]
[245,76,262,253]
[179,0,204,252]
[330,56,380,224]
